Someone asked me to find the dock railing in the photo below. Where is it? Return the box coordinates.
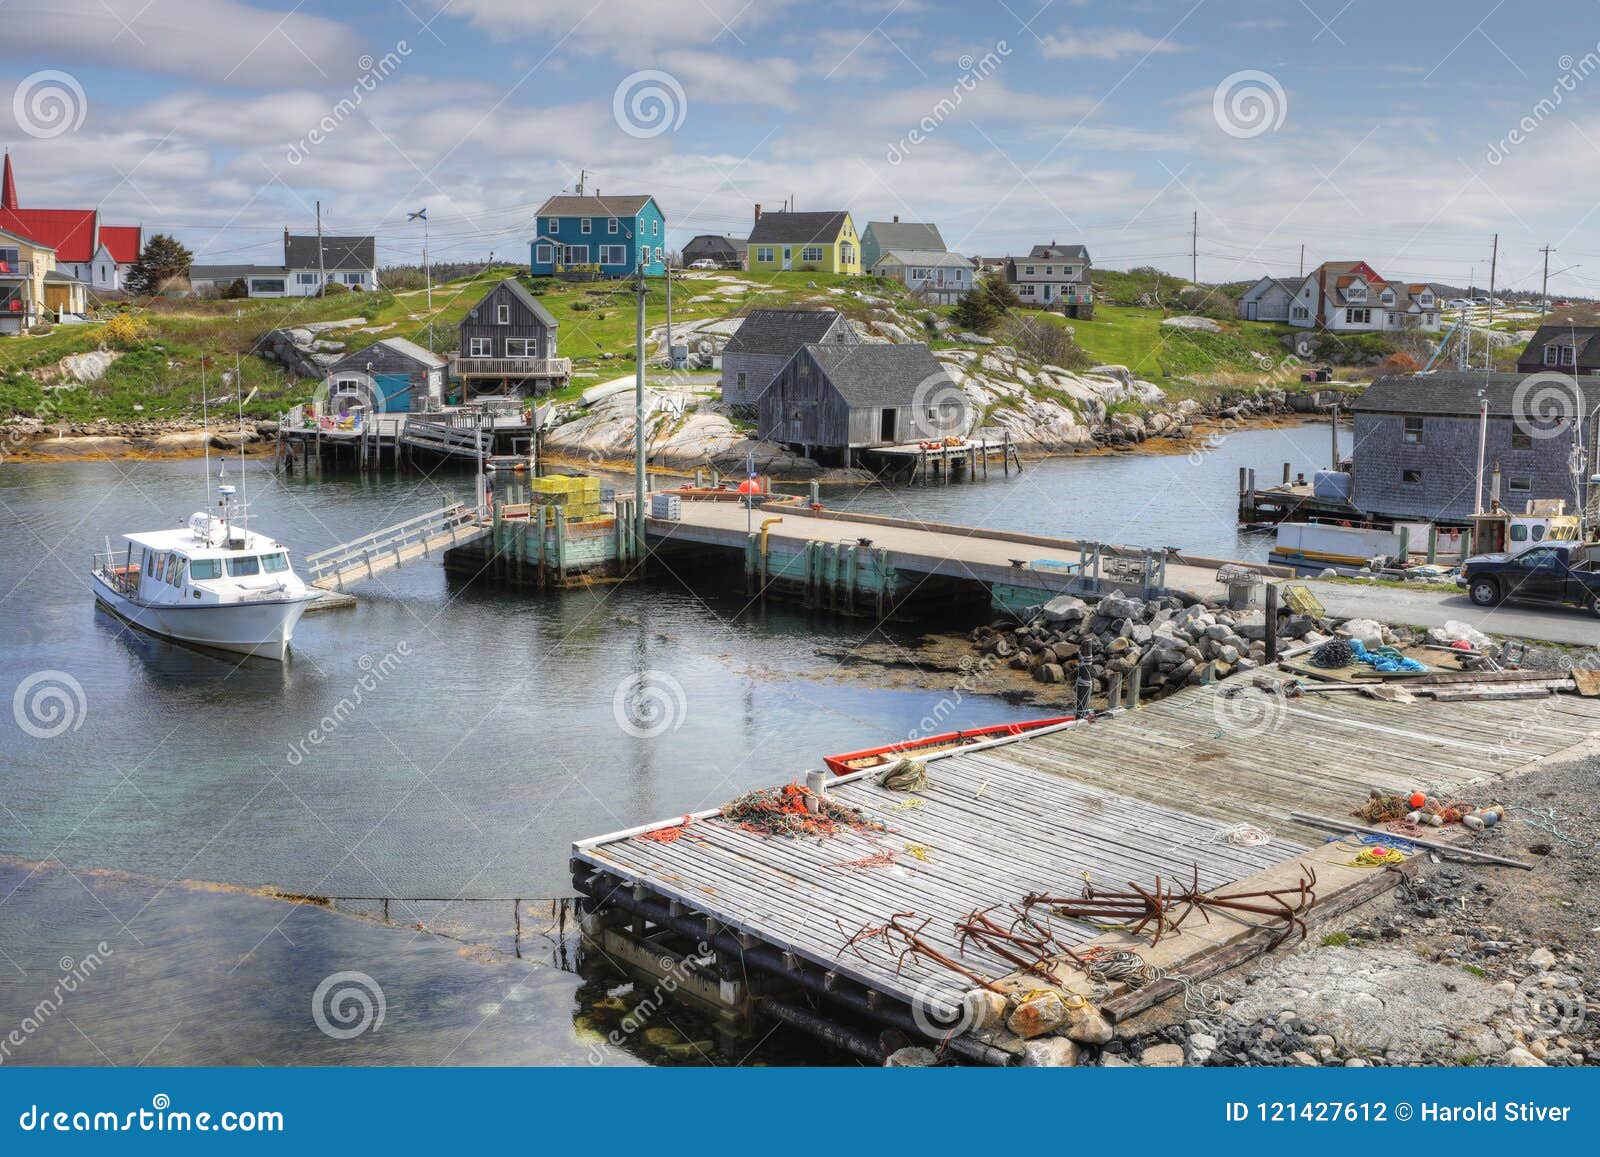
[302,500,484,588]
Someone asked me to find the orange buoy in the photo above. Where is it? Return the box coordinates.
[1408,791,1426,809]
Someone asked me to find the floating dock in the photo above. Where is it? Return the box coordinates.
[571,679,1600,1064]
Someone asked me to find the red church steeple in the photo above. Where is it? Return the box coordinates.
[1,152,17,211]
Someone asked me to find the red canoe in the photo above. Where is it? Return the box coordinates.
[823,717,1075,776]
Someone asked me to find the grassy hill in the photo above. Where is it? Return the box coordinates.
[0,262,1484,426]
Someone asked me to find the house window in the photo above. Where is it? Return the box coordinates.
[1019,284,1036,296]
[469,338,492,357]
[1291,306,1308,320]
[599,245,626,265]
[562,245,589,264]
[496,303,510,324]
[1511,426,1534,450]
[756,247,774,263]
[801,246,824,263]
[1403,416,1423,444]
[535,242,554,265]
[546,217,558,232]
[1402,469,1423,484]
[1024,266,1035,276]
[1508,474,1533,494]
[655,247,663,264]
[0,246,18,273]
[0,286,23,314]
[736,371,747,391]
[250,278,284,294]
[1544,343,1575,367]
[653,220,659,237]
[506,338,538,357]
[1345,308,1370,324]
[296,272,320,285]
[608,218,618,234]
[343,273,364,285]
[580,218,592,234]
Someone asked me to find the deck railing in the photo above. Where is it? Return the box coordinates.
[456,356,572,379]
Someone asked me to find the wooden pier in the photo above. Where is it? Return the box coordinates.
[857,428,1023,484]
[572,679,1600,1064]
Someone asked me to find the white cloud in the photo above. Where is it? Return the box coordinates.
[1039,27,1188,62]
[3,0,365,86]
[658,50,801,110]
[448,0,793,55]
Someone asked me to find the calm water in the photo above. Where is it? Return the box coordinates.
[0,423,1341,1065]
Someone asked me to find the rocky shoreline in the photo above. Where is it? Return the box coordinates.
[1,417,277,461]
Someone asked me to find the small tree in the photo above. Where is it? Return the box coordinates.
[220,277,249,300]
[978,272,1020,312]
[125,234,193,297]
[951,286,1002,333]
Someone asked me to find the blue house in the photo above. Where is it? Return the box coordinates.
[529,193,666,278]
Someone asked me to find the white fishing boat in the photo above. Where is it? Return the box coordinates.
[91,489,317,660]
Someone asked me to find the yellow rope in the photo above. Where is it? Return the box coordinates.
[1346,847,1409,868]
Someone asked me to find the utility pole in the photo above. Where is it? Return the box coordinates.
[577,169,589,195]
[1539,244,1554,320]
[665,253,673,369]
[1190,210,1198,284]
[410,208,432,350]
[1485,233,1499,368]
[634,262,648,554]
[315,200,327,296]
[1298,244,1305,278]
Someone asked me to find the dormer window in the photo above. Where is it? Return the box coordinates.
[1380,290,1394,305]
[1544,343,1576,367]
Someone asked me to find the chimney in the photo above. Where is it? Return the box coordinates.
[1,151,16,211]
[754,203,762,223]
[893,215,899,223]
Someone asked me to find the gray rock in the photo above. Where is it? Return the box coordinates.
[1042,595,1088,624]
[1142,1042,1185,1067]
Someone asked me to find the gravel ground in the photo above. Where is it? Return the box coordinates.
[1108,751,1600,1068]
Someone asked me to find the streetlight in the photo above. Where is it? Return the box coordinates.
[1541,264,1581,318]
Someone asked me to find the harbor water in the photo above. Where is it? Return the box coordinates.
[0,422,1344,1065]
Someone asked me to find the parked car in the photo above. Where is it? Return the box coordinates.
[1460,541,1600,616]
[687,259,718,270]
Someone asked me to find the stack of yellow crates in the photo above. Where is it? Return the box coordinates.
[528,474,602,521]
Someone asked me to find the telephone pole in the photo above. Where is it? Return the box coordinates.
[1299,243,1305,278]
[1190,210,1198,284]
[315,200,327,295]
[634,262,648,554]
[576,169,589,195]
[1539,244,1554,320]
[1485,233,1499,368]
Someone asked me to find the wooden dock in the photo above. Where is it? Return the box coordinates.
[572,680,1600,1063]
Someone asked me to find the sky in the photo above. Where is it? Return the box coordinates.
[4,0,1600,295]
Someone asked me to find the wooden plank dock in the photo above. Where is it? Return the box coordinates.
[572,681,1600,1062]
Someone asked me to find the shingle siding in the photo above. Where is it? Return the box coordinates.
[1352,412,1582,521]
[720,310,858,406]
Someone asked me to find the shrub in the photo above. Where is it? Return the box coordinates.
[220,278,249,300]
[318,281,350,296]
[1378,351,1421,375]
[570,301,594,312]
[1003,314,1091,371]
[27,322,53,336]
[102,313,150,348]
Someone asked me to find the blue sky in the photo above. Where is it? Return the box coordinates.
[4,0,1600,294]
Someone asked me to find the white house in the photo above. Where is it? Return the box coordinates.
[189,231,378,298]
[1004,243,1093,317]
[1288,261,1440,333]
[870,250,974,304]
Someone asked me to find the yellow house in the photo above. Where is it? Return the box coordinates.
[0,224,86,335]
[745,208,860,275]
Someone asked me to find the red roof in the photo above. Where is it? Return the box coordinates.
[0,207,99,262]
[99,224,142,264]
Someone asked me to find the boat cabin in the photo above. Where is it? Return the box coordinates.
[97,511,298,607]
[1471,499,1582,556]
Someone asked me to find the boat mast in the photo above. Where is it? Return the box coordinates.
[201,355,212,513]
[236,354,250,535]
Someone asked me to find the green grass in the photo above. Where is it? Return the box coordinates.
[1062,303,1297,395]
[1320,931,1352,947]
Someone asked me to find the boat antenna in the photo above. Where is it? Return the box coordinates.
[236,354,252,535]
[201,355,212,512]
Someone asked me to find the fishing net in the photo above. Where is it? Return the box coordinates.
[1310,638,1354,668]
[720,783,887,838]
[875,758,928,792]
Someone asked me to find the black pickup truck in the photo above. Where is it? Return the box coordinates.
[1461,541,1600,616]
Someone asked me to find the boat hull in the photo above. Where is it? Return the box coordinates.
[823,717,1074,775]
[92,575,314,660]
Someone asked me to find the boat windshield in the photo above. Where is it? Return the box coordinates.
[190,559,222,580]
[226,556,261,577]
[261,552,290,573]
